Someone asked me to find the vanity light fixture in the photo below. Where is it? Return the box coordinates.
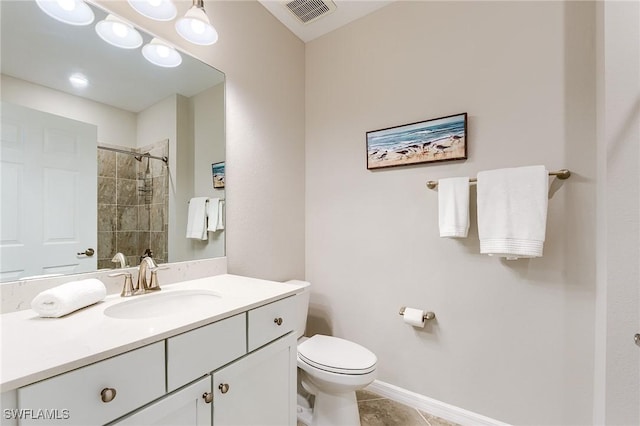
[95,14,143,49]
[127,0,177,22]
[35,0,94,26]
[175,0,218,46]
[68,72,89,88]
[142,38,182,68]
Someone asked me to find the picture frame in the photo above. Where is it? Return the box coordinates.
[212,162,225,189]
[366,112,467,170]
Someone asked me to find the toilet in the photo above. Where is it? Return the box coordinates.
[287,280,377,426]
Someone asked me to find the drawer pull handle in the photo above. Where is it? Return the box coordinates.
[100,388,117,403]
[202,392,213,404]
[274,317,283,326]
[218,383,230,394]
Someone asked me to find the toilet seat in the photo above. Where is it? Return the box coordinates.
[297,335,377,375]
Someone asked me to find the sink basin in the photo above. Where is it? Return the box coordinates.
[104,289,223,319]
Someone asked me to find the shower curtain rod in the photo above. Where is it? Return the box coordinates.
[98,145,169,164]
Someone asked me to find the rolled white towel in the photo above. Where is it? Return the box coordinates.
[31,279,107,318]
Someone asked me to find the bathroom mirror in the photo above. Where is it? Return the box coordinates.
[0,0,225,282]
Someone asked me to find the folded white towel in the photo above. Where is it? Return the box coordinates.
[206,198,225,232]
[186,197,209,240]
[217,200,225,231]
[477,165,548,259]
[438,177,470,238]
[31,279,107,318]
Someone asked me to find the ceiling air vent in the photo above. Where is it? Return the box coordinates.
[284,0,337,25]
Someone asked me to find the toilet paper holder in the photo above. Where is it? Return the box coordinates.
[399,306,436,321]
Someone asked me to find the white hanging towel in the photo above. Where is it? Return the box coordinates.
[206,198,225,232]
[438,177,470,238]
[31,279,107,318]
[186,197,208,240]
[477,165,548,259]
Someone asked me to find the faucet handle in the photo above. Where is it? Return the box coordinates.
[109,272,135,297]
[147,266,169,292]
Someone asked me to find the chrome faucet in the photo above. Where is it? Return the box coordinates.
[109,255,166,297]
[111,252,128,269]
[136,256,158,293]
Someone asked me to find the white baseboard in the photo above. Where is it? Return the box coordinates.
[365,380,511,426]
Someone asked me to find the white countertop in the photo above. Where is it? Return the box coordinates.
[0,274,300,392]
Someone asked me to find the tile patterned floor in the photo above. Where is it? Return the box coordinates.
[297,389,460,426]
[357,390,460,426]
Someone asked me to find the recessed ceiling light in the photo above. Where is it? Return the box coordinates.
[142,38,182,68]
[69,73,89,88]
[95,14,143,49]
[127,0,177,21]
[36,0,94,26]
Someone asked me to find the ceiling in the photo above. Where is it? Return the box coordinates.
[1,0,388,113]
[257,0,393,43]
[0,1,223,113]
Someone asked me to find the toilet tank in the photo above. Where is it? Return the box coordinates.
[284,280,311,339]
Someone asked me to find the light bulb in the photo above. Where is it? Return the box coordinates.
[57,0,76,12]
[190,19,206,35]
[156,45,170,58]
[95,15,143,49]
[175,5,217,45]
[127,0,177,21]
[112,22,128,38]
[69,73,89,88]
[142,38,182,68]
[36,0,94,26]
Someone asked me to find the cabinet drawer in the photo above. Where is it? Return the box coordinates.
[166,313,246,392]
[247,296,296,352]
[18,341,165,426]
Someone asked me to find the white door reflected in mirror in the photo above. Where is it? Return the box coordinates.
[0,102,97,281]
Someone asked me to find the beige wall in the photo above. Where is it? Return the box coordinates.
[0,74,137,145]
[191,83,226,260]
[305,2,596,424]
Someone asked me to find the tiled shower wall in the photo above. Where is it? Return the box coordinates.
[97,140,169,269]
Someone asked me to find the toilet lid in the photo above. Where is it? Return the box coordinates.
[298,335,377,375]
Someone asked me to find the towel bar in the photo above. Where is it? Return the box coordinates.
[425,168,571,190]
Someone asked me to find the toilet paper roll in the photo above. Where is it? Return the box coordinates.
[403,307,425,328]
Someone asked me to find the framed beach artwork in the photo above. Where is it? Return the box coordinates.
[366,112,467,170]
[212,162,225,189]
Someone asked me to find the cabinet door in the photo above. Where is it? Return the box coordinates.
[110,376,212,426]
[213,333,297,426]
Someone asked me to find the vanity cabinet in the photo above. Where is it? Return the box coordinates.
[10,295,298,426]
[110,376,212,426]
[212,332,297,426]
